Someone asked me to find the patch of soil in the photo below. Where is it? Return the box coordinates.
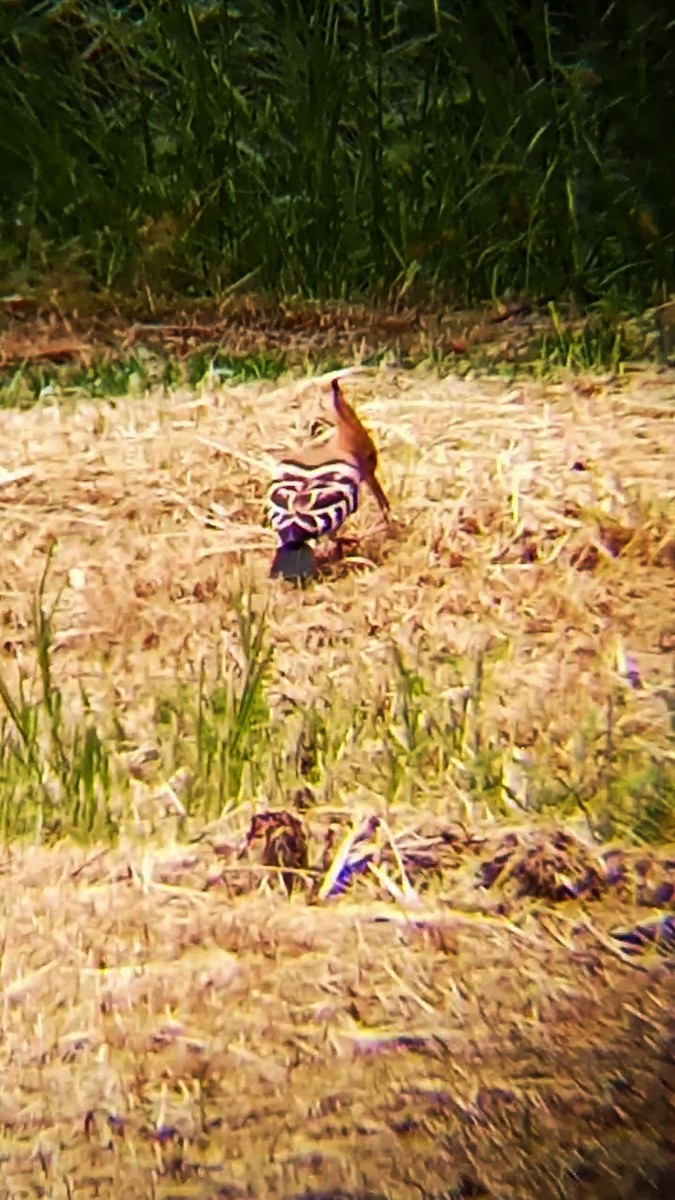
[0,292,622,374]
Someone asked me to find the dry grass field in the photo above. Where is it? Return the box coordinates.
[0,362,673,1198]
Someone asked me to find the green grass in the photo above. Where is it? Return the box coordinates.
[1,556,671,847]
[528,304,631,376]
[0,1,673,308]
[0,347,291,407]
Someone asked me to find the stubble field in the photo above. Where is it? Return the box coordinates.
[0,362,673,1198]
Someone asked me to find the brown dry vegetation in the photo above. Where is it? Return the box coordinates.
[0,364,673,1197]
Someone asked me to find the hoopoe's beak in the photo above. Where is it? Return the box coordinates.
[362,467,391,520]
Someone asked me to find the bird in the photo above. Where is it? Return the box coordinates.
[267,377,390,581]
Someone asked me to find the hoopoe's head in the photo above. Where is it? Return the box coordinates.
[329,378,390,517]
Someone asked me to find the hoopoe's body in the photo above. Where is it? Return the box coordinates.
[267,378,389,580]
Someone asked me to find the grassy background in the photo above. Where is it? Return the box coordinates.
[1,0,673,308]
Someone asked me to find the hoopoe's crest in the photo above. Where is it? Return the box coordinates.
[266,377,389,580]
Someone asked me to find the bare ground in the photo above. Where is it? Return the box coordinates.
[0,362,673,1198]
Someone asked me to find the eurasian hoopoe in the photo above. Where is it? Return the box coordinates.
[267,378,390,580]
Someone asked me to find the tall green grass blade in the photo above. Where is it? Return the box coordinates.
[0,1,671,305]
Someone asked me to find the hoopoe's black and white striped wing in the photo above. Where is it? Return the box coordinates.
[267,459,360,546]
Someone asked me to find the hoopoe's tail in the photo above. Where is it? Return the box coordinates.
[270,542,317,582]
